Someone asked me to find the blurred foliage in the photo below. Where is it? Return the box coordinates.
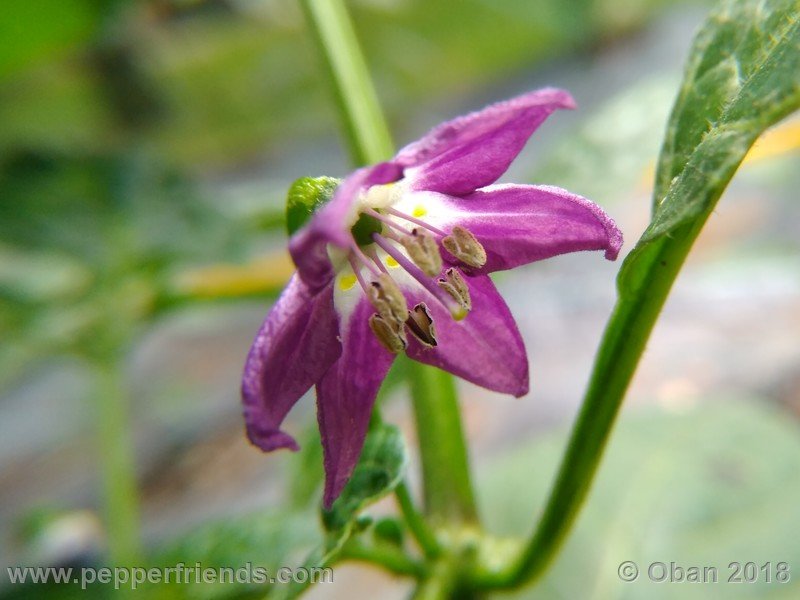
[0,0,695,386]
[0,0,699,169]
[481,399,800,599]
[0,150,248,385]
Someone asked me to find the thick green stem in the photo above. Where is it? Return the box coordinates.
[478,218,707,588]
[92,359,142,566]
[299,0,394,165]
[408,362,477,524]
[395,482,441,558]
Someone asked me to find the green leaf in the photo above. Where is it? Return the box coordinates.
[322,422,408,532]
[654,0,800,208]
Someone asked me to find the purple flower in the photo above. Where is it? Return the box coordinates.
[242,89,622,507]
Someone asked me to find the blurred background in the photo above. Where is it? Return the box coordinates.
[2,0,800,598]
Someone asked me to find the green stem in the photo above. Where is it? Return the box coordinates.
[299,0,394,165]
[479,218,707,588]
[340,540,426,578]
[408,361,477,524]
[395,482,441,558]
[92,359,142,566]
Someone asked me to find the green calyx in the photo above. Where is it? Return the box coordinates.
[285,176,341,236]
[285,175,382,246]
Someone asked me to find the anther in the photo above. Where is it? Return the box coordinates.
[372,233,467,321]
[441,225,487,268]
[369,314,407,354]
[400,228,442,277]
[438,268,471,313]
[406,303,437,346]
[368,273,407,324]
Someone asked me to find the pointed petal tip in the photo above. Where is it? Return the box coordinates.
[513,376,530,398]
[604,226,624,261]
[322,479,346,509]
[526,87,576,111]
[245,425,300,453]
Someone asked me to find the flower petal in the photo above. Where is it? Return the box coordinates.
[397,184,622,273]
[242,275,341,452]
[397,88,575,196]
[404,273,529,397]
[289,163,402,291]
[317,297,395,507]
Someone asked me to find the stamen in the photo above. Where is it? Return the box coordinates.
[386,207,447,237]
[347,255,373,297]
[369,314,407,354]
[372,233,467,321]
[363,207,413,236]
[399,228,442,277]
[350,243,381,277]
[364,246,389,274]
[438,268,471,313]
[368,272,408,325]
[441,225,487,268]
[406,303,437,346]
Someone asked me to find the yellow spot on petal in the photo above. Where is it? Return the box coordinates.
[412,205,427,217]
[386,256,400,268]
[339,274,357,291]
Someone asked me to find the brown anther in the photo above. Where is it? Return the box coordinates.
[368,273,407,324]
[437,268,471,312]
[369,314,407,354]
[405,303,437,346]
[400,228,442,277]
[441,225,487,268]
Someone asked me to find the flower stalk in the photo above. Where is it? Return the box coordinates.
[407,361,477,524]
[298,0,394,165]
[92,358,141,566]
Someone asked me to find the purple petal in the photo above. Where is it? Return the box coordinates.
[317,297,395,507]
[242,275,341,452]
[405,184,622,273]
[405,273,529,397]
[397,88,575,196]
[289,163,403,291]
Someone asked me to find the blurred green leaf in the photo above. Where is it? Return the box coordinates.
[481,399,800,599]
[0,0,102,80]
[148,510,320,600]
[0,0,695,168]
[322,422,407,532]
[287,424,324,509]
[0,150,254,382]
[274,423,408,599]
